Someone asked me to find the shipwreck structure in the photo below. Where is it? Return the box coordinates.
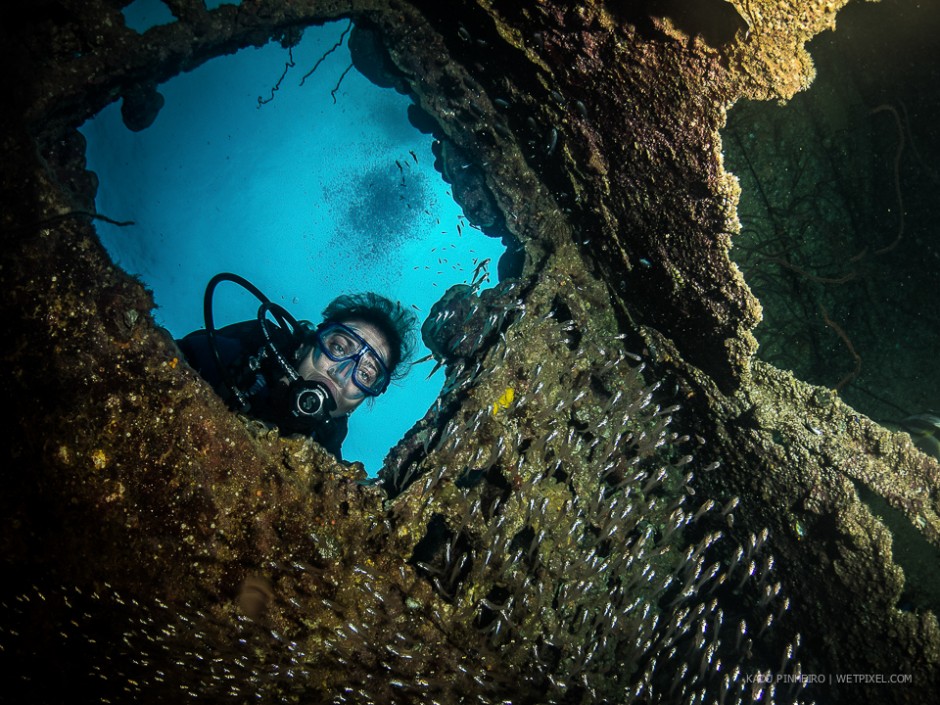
[1,0,938,703]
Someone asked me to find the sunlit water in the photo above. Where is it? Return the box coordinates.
[82,17,505,474]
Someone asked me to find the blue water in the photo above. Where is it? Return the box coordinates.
[81,19,505,474]
[122,0,238,31]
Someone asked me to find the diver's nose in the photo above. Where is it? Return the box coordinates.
[328,359,355,386]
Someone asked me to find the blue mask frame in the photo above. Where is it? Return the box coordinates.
[314,323,391,396]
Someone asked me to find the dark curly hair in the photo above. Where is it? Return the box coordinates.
[318,292,418,382]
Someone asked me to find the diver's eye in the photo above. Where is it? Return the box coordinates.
[327,333,357,356]
[356,363,376,385]
[356,357,376,384]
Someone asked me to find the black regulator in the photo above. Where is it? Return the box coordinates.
[203,273,337,427]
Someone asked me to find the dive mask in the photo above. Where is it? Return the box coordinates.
[314,323,390,397]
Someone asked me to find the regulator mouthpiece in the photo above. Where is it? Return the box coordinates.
[290,379,337,421]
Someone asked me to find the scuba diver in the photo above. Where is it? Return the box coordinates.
[177,273,417,459]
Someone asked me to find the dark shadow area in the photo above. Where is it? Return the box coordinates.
[854,481,940,617]
[723,0,940,428]
[610,0,748,47]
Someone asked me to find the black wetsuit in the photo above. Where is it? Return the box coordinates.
[177,321,348,458]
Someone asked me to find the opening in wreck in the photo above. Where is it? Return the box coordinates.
[721,0,940,449]
[81,11,516,475]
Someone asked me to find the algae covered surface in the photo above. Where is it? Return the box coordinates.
[2,0,939,703]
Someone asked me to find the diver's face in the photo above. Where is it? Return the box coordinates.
[296,319,392,417]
